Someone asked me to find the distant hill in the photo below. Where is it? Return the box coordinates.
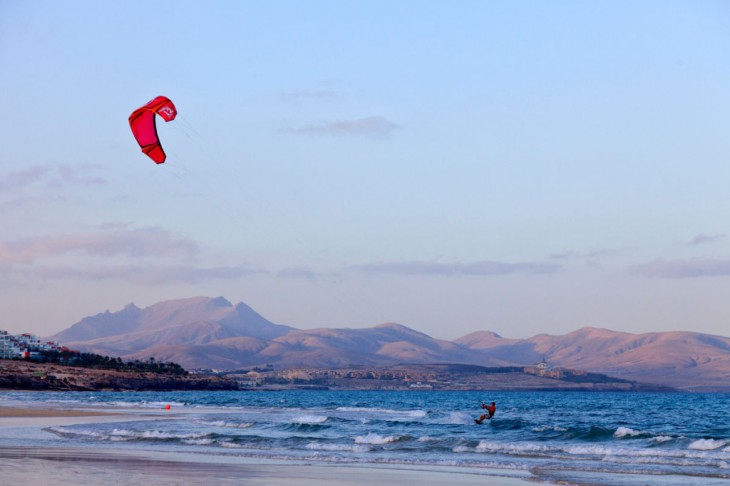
[51,297,504,370]
[50,296,730,391]
[455,326,730,391]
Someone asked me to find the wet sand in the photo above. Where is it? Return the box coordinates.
[0,406,116,417]
[0,405,538,486]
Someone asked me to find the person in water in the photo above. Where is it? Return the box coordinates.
[475,402,496,424]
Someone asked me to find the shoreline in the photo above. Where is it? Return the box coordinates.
[0,406,118,417]
[0,404,537,486]
[0,446,537,486]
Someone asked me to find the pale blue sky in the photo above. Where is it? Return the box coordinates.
[1,0,730,340]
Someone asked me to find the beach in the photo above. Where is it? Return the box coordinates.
[0,405,536,486]
[3,390,728,486]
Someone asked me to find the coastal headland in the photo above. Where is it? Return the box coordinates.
[0,360,237,391]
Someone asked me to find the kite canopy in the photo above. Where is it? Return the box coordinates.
[128,96,177,164]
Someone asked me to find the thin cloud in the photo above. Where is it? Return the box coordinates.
[48,164,107,188]
[0,164,106,193]
[632,258,730,278]
[688,234,725,246]
[280,79,344,103]
[284,116,400,138]
[549,249,615,260]
[0,225,199,264]
[276,268,322,280]
[2,263,262,285]
[0,195,67,211]
[0,166,52,191]
[354,260,560,276]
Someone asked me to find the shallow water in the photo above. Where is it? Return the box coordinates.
[2,390,729,485]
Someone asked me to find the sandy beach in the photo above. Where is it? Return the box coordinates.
[0,406,116,417]
[0,405,537,486]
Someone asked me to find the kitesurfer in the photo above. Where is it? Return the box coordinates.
[475,402,496,424]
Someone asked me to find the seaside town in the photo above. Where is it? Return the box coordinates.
[0,330,63,360]
[216,361,665,392]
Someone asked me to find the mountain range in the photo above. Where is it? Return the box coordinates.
[50,296,730,391]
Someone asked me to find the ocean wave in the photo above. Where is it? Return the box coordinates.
[45,426,211,443]
[613,426,646,438]
[336,407,427,419]
[182,438,215,445]
[354,432,403,445]
[197,419,254,428]
[336,406,399,413]
[475,440,552,456]
[293,415,329,424]
[444,411,472,425]
[650,435,675,444]
[45,426,108,440]
[108,428,211,441]
[688,439,729,451]
[533,425,568,433]
[20,390,730,482]
[305,441,370,453]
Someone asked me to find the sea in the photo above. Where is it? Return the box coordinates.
[2,390,729,485]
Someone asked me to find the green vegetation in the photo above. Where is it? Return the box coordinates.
[35,350,187,375]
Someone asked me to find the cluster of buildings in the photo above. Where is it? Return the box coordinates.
[0,330,61,360]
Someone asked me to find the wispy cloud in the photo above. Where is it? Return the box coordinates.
[0,195,67,211]
[49,164,107,188]
[0,166,52,191]
[354,260,560,276]
[632,258,730,278]
[549,249,615,260]
[0,164,107,193]
[0,223,266,286]
[1,263,261,285]
[283,116,400,138]
[276,268,322,280]
[0,224,198,264]
[688,234,725,246]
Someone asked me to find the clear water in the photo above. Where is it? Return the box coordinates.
[2,390,729,485]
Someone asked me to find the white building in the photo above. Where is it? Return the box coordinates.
[0,330,60,359]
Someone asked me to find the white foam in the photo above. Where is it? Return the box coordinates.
[650,435,673,443]
[293,415,328,424]
[476,440,551,455]
[614,426,642,438]
[533,425,567,433]
[183,438,215,445]
[446,412,472,425]
[688,438,729,450]
[219,441,244,449]
[305,442,369,453]
[198,420,254,428]
[47,426,108,440]
[108,428,209,440]
[354,432,400,445]
[336,407,426,419]
[336,406,394,413]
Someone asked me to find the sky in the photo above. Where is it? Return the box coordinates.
[1,0,730,341]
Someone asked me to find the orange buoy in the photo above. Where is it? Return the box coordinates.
[165,404,171,410]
